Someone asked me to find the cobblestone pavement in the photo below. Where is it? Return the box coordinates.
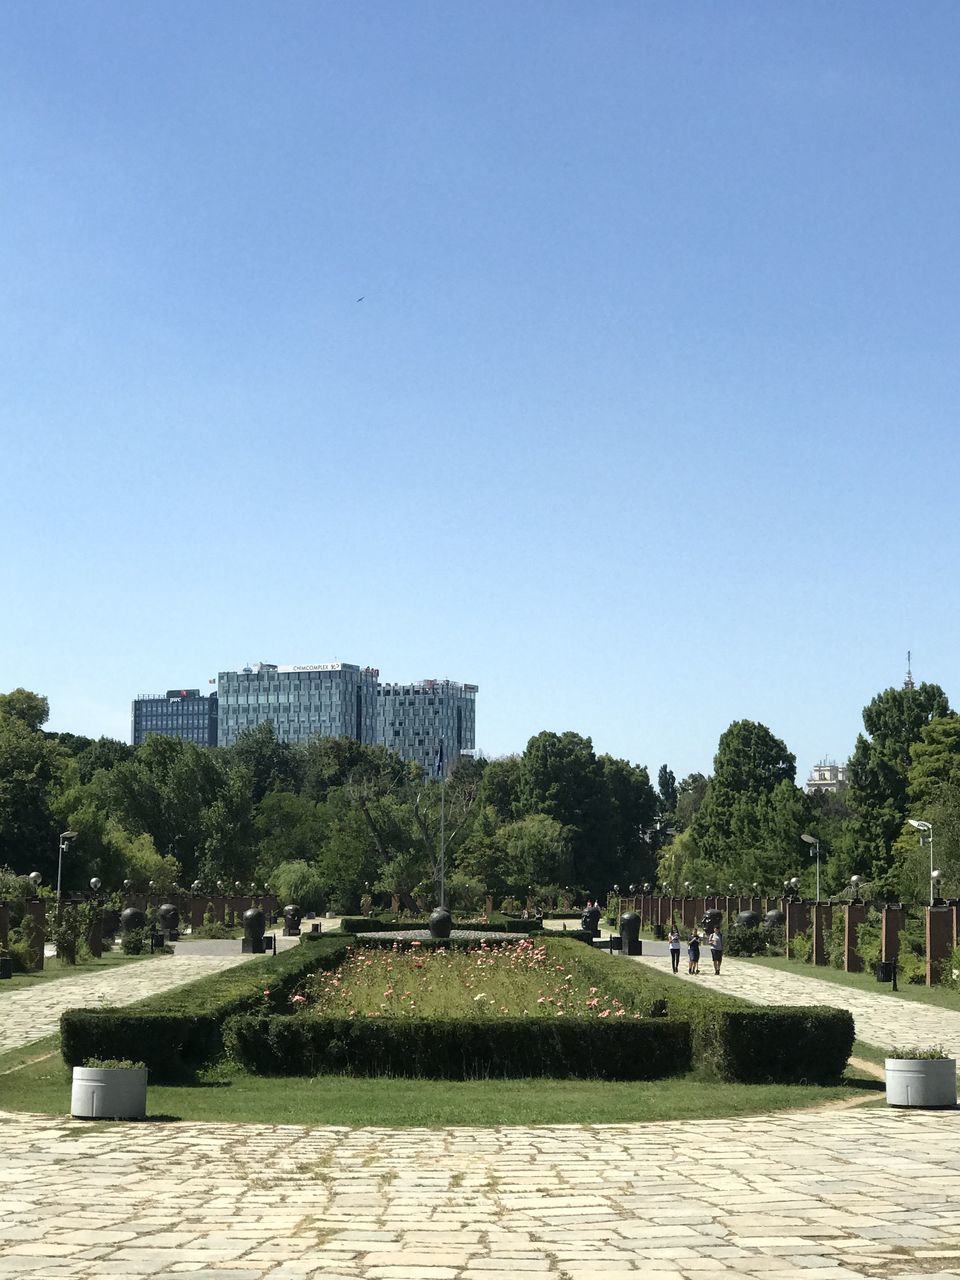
[631,952,960,1057]
[2,1106,960,1279]
[0,955,252,1055]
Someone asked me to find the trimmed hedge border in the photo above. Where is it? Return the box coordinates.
[60,936,350,1080]
[540,938,854,1085]
[338,917,543,935]
[222,1011,693,1080]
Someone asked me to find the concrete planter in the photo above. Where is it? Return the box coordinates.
[885,1057,957,1108]
[71,1066,148,1120]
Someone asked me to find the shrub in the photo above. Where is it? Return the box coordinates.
[191,922,241,940]
[888,1044,950,1060]
[223,1012,693,1080]
[82,1057,145,1070]
[696,1006,854,1084]
[121,928,147,955]
[789,926,813,964]
[724,923,767,957]
[60,936,350,1080]
[854,911,882,971]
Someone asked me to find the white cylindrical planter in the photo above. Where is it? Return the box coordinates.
[71,1067,148,1120]
[885,1058,957,1108]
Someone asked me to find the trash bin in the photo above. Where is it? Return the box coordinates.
[875,961,895,983]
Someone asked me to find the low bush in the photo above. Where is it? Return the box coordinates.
[223,1012,693,1080]
[121,928,147,955]
[60,936,350,1080]
[542,940,853,1085]
[724,924,768,957]
[695,1006,855,1084]
[338,917,543,936]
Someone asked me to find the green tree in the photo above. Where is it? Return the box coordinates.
[847,682,951,887]
[597,755,658,885]
[674,772,708,831]
[105,736,224,879]
[0,688,49,731]
[691,721,796,863]
[907,715,960,810]
[497,813,573,892]
[228,723,302,804]
[254,791,327,876]
[657,765,678,814]
[477,755,521,823]
[0,710,66,875]
[517,732,607,885]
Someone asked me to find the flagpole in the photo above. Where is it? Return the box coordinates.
[439,739,446,909]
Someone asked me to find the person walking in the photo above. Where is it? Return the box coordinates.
[667,922,682,974]
[687,927,701,975]
[709,924,724,974]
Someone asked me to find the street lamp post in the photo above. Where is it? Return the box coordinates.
[800,833,820,901]
[907,819,935,906]
[57,831,77,905]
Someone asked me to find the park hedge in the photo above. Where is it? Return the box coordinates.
[338,917,543,935]
[222,1010,693,1079]
[60,936,350,1080]
[540,938,854,1084]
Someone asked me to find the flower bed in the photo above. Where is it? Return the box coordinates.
[296,937,646,1021]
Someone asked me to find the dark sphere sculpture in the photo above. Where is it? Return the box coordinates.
[428,907,453,938]
[243,908,266,942]
[701,909,723,930]
[282,904,302,936]
[120,907,145,933]
[763,908,785,929]
[736,910,761,928]
[157,903,180,932]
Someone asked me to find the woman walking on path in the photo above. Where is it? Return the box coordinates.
[709,925,724,975]
[667,923,682,974]
[687,928,701,975]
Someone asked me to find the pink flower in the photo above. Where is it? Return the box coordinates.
[290,994,307,1004]
[598,1009,610,1018]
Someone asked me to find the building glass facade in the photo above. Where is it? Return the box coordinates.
[217,662,381,748]
[131,690,219,747]
[377,679,478,776]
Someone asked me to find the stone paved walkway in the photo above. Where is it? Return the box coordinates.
[0,955,252,1055]
[629,951,960,1058]
[2,1106,960,1279]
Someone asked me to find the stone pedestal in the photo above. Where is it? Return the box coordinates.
[926,906,954,986]
[844,902,867,973]
[812,903,833,966]
[786,900,810,959]
[881,906,905,963]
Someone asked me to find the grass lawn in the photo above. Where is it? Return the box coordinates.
[741,954,960,1013]
[0,950,154,993]
[0,1049,878,1126]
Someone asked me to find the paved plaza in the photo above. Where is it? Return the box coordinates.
[3,942,960,1278]
[2,1106,960,1280]
[0,955,252,1055]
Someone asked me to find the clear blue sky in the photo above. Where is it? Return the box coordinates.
[3,1,959,784]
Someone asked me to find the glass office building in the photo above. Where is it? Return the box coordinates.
[377,679,478,777]
[217,662,381,748]
[131,690,219,747]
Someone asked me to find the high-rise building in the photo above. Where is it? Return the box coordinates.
[132,661,478,772]
[216,662,380,749]
[131,689,219,747]
[377,679,478,776]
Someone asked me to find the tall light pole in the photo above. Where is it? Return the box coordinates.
[800,833,820,902]
[908,819,935,905]
[57,831,77,905]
